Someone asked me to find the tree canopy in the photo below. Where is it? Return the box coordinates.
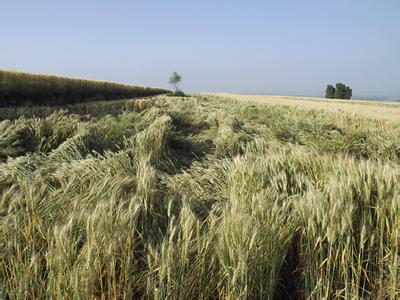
[169,72,182,92]
[325,85,335,98]
[325,82,352,100]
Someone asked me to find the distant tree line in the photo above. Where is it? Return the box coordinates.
[325,83,352,100]
[0,70,169,107]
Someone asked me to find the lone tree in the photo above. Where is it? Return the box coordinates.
[325,82,352,100]
[325,84,336,98]
[169,72,182,93]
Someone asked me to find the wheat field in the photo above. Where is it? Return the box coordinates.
[0,94,399,298]
[211,93,400,123]
[0,70,168,107]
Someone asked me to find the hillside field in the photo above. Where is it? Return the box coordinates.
[0,70,168,107]
[0,94,399,298]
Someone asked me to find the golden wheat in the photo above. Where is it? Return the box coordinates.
[0,94,398,298]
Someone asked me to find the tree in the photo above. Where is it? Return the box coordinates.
[169,72,182,92]
[334,82,347,99]
[325,82,352,100]
[344,86,352,99]
[325,84,336,98]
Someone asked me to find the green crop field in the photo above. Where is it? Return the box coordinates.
[0,94,399,298]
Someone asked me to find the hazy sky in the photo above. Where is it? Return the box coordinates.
[1,1,399,98]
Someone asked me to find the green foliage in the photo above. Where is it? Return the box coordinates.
[334,82,347,99]
[344,85,352,99]
[0,95,398,298]
[166,90,187,97]
[325,82,352,99]
[0,70,168,107]
[168,71,182,92]
[325,84,335,98]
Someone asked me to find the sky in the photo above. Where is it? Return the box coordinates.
[1,1,399,98]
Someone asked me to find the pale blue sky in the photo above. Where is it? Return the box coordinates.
[1,1,399,98]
